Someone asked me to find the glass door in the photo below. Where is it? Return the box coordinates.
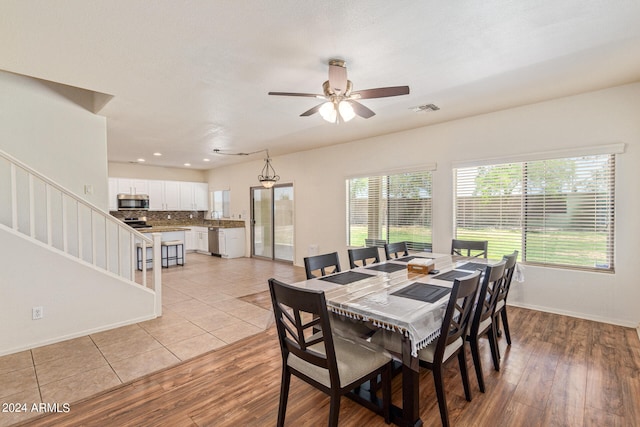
[251,187,273,259]
[251,184,294,262]
[274,185,294,261]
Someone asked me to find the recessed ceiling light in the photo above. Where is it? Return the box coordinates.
[153,152,162,156]
[137,158,145,162]
[203,158,210,162]
[184,163,191,167]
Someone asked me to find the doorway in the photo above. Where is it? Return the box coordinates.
[250,184,294,262]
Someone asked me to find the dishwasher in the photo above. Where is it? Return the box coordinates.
[209,227,246,258]
[208,227,220,256]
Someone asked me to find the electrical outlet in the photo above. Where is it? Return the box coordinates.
[167,214,171,219]
[32,306,43,320]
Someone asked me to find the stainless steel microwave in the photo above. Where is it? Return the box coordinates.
[117,194,149,210]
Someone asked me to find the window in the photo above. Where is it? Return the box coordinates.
[347,170,432,251]
[454,154,615,271]
[212,190,230,218]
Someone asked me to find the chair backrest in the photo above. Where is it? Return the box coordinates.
[304,252,341,279]
[451,239,488,258]
[348,246,381,269]
[469,260,506,336]
[496,250,518,305]
[435,271,482,358]
[384,241,409,260]
[268,278,340,385]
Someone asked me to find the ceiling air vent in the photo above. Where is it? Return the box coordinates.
[411,103,440,113]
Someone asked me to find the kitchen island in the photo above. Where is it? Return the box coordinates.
[137,227,187,268]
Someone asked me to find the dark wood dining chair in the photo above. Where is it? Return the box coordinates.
[304,252,341,279]
[418,270,482,427]
[268,278,392,427]
[348,246,381,269]
[384,241,409,260]
[451,239,488,258]
[466,260,506,393]
[494,250,518,345]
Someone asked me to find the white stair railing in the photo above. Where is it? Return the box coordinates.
[0,149,161,312]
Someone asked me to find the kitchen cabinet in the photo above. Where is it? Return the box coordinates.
[148,180,181,211]
[186,226,209,253]
[110,177,208,212]
[109,178,149,210]
[116,178,148,195]
[179,182,209,211]
[215,227,245,258]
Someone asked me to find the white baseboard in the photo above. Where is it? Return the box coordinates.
[507,301,638,328]
[0,314,158,357]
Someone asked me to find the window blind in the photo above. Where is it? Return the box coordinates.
[347,171,432,251]
[454,154,615,271]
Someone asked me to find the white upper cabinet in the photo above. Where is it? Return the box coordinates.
[148,180,181,211]
[116,178,148,195]
[163,181,181,210]
[111,178,208,211]
[194,183,208,210]
[179,182,208,211]
[147,180,165,210]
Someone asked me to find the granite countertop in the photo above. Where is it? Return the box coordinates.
[138,226,190,233]
[147,219,245,229]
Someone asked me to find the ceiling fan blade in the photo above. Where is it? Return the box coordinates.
[351,86,410,99]
[268,92,325,99]
[328,64,348,94]
[300,103,325,117]
[347,100,376,119]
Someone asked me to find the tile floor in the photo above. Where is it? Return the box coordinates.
[0,253,306,426]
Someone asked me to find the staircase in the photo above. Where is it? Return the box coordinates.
[0,149,162,356]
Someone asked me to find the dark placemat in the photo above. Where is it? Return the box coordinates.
[319,271,375,285]
[391,282,451,303]
[394,255,435,263]
[365,263,407,273]
[456,262,489,272]
[431,269,476,282]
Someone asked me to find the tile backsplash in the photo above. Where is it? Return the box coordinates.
[109,211,245,227]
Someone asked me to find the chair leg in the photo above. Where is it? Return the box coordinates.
[433,365,450,427]
[382,363,391,424]
[468,337,485,393]
[501,307,512,345]
[277,368,291,427]
[457,349,472,402]
[328,392,341,427]
[487,325,501,371]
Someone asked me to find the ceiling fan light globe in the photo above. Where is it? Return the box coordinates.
[338,101,356,122]
[319,102,337,123]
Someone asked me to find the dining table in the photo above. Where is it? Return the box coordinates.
[289,252,490,427]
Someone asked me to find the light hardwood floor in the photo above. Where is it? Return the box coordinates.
[5,257,640,426]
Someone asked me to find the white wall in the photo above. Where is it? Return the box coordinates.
[0,227,157,356]
[208,83,640,327]
[0,70,158,356]
[0,70,109,210]
[108,162,207,182]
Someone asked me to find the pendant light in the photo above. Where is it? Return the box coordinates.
[258,150,280,188]
[213,148,280,188]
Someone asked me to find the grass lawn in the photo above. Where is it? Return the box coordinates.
[350,226,610,269]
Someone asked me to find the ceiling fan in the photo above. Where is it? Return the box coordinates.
[268,59,410,123]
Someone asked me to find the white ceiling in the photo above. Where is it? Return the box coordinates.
[2,1,640,170]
